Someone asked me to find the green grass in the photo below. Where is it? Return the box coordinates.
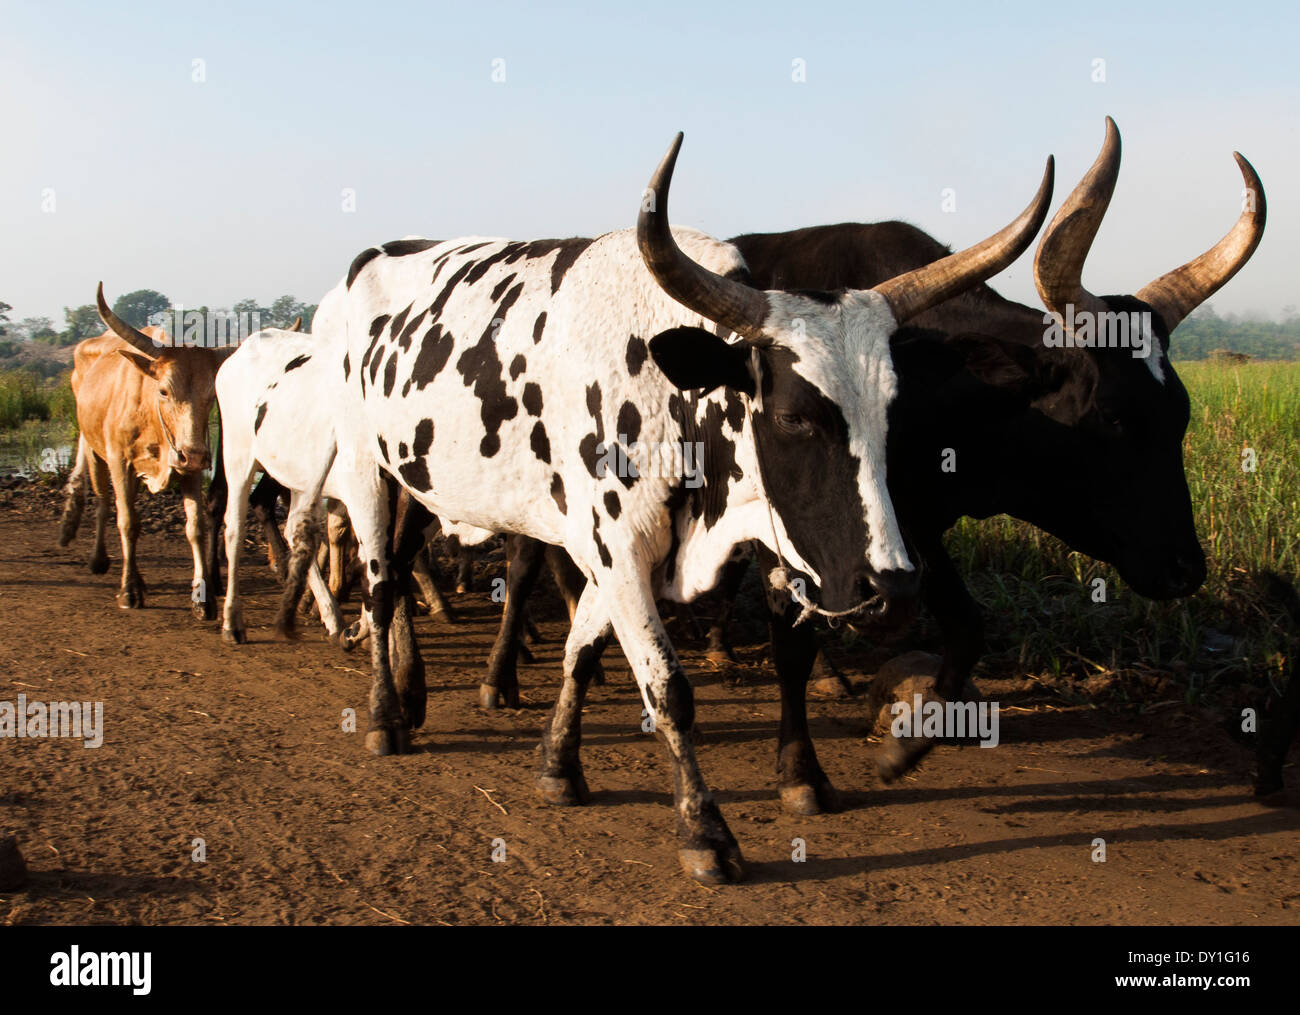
[939,359,1299,700]
[0,370,75,430]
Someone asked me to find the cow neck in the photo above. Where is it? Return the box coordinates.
[745,346,881,628]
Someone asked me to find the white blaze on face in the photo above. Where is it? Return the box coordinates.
[1138,316,1167,384]
[762,289,914,575]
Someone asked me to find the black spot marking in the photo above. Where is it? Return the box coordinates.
[428,260,475,320]
[398,442,409,459]
[368,342,385,387]
[464,243,526,286]
[388,306,411,340]
[342,352,351,380]
[397,309,427,351]
[550,473,567,514]
[491,272,518,301]
[530,421,551,464]
[410,323,455,391]
[455,282,524,457]
[382,351,399,397]
[579,381,605,478]
[532,312,547,344]
[603,490,621,519]
[626,335,648,377]
[591,508,613,568]
[664,670,695,730]
[377,436,390,462]
[369,315,390,339]
[284,354,311,372]
[519,238,593,293]
[616,400,642,445]
[254,402,267,433]
[457,241,493,256]
[399,459,431,492]
[723,388,745,432]
[347,247,380,289]
[369,558,380,575]
[509,355,526,380]
[412,418,434,457]
[522,382,543,416]
[382,238,437,257]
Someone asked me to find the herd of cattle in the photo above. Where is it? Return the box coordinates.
[55,119,1293,884]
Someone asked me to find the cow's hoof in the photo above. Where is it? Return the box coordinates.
[117,586,145,609]
[400,686,427,731]
[877,737,933,784]
[272,623,299,643]
[536,771,589,806]
[340,621,365,652]
[0,836,28,891]
[779,780,843,816]
[705,647,736,667]
[365,726,410,756]
[192,598,217,622]
[455,582,470,595]
[678,845,746,885]
[478,683,519,710]
[221,627,247,645]
[89,553,109,575]
[429,607,457,627]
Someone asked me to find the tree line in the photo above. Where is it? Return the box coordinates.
[0,290,317,348]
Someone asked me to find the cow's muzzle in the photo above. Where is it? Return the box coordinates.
[174,446,211,472]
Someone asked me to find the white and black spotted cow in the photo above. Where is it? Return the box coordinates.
[306,134,1053,883]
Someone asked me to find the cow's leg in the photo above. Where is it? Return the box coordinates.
[387,490,432,730]
[342,479,407,755]
[179,471,215,621]
[58,434,90,548]
[411,548,455,623]
[87,451,112,574]
[546,544,600,684]
[325,500,350,603]
[221,458,256,644]
[250,474,289,581]
[453,539,474,593]
[274,492,328,642]
[107,457,144,608]
[205,416,227,594]
[536,583,612,805]
[705,552,749,664]
[876,537,982,783]
[604,572,745,884]
[1257,674,1300,796]
[753,544,842,815]
[482,534,547,710]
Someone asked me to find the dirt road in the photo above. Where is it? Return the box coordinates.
[1,490,1297,925]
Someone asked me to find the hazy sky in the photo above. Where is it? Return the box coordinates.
[2,0,1295,327]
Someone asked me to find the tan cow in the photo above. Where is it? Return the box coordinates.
[58,284,220,618]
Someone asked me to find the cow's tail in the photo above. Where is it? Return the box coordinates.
[57,434,91,546]
[1255,571,1300,795]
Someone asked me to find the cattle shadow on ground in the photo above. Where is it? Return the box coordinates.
[742,808,1300,885]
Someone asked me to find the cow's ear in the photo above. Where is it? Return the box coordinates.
[951,335,1042,394]
[648,327,754,395]
[117,348,160,378]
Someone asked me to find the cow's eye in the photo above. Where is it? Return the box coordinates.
[775,413,811,435]
[159,389,171,400]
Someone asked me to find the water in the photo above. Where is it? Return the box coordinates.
[0,422,76,479]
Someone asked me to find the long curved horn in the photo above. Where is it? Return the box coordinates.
[1033,116,1120,325]
[96,282,161,357]
[637,133,770,339]
[1135,152,1266,333]
[875,156,1055,324]
[287,316,303,332]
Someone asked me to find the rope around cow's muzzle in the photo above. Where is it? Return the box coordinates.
[744,347,885,628]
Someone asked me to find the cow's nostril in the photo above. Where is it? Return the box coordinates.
[868,567,921,604]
